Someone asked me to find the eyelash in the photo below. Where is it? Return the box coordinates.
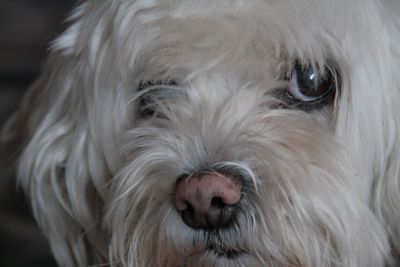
[137,80,178,92]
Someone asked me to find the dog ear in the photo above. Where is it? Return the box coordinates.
[1,54,109,265]
[0,5,120,266]
[370,1,400,260]
[377,88,400,256]
[372,98,400,261]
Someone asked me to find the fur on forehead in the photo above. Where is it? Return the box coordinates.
[53,0,387,82]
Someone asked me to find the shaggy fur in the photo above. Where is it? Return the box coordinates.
[2,0,400,266]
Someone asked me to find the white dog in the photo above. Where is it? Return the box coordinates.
[1,0,400,266]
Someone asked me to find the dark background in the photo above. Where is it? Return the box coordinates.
[0,1,76,266]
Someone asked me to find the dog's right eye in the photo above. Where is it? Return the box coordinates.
[136,80,182,117]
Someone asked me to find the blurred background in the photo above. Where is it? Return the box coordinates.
[0,1,75,266]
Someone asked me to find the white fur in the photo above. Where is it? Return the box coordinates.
[2,0,400,266]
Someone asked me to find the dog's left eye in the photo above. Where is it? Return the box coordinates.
[288,63,336,103]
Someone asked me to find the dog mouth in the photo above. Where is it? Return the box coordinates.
[206,245,247,259]
[187,242,247,260]
[182,245,249,267]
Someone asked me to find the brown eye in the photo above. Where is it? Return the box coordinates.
[288,64,336,102]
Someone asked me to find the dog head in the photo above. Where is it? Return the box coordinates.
[2,1,400,266]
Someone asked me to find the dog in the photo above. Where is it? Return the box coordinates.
[1,0,400,266]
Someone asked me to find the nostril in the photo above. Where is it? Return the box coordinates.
[211,197,226,209]
[184,201,194,214]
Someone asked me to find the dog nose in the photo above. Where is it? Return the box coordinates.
[173,173,242,230]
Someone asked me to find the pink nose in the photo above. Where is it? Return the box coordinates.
[173,173,242,230]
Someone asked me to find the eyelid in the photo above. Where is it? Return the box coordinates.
[139,86,185,101]
[135,82,186,117]
[133,80,182,103]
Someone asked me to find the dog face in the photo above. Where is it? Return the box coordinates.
[3,0,400,266]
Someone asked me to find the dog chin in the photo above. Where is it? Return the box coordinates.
[176,230,263,267]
